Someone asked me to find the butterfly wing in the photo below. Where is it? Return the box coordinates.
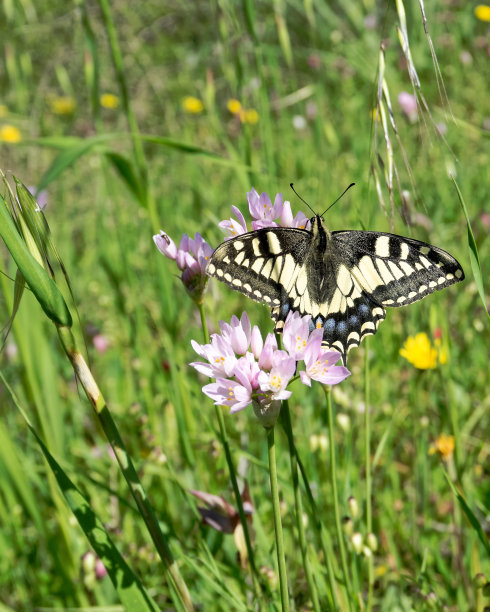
[207,227,312,310]
[332,231,465,307]
[314,230,465,361]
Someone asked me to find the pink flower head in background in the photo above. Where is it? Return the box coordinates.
[28,186,48,210]
[190,483,253,568]
[153,230,212,303]
[190,311,350,427]
[217,188,309,240]
[247,188,283,229]
[398,92,418,123]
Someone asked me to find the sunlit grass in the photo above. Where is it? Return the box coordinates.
[0,1,488,610]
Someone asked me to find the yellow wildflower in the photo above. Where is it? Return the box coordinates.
[429,433,455,462]
[50,96,76,115]
[227,98,242,114]
[475,5,490,21]
[100,93,119,109]
[182,96,204,114]
[0,105,8,118]
[0,124,22,143]
[399,332,437,369]
[240,108,259,124]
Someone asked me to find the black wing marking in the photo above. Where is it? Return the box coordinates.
[333,231,465,307]
[207,227,311,308]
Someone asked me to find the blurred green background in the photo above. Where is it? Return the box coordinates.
[0,1,488,610]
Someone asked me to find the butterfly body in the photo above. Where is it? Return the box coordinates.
[207,214,464,363]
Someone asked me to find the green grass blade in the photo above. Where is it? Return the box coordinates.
[105,151,147,207]
[443,470,490,557]
[0,372,161,612]
[35,137,109,193]
[0,194,72,327]
[451,177,489,322]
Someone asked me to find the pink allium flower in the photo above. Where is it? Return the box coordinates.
[191,311,350,427]
[190,335,237,378]
[219,312,252,355]
[280,200,310,229]
[247,188,284,229]
[190,483,253,568]
[282,311,314,360]
[216,188,309,240]
[28,186,48,210]
[94,558,107,580]
[257,350,295,401]
[92,334,110,353]
[398,92,418,123]
[218,205,249,239]
[202,377,253,413]
[258,333,278,370]
[153,230,212,303]
[299,330,350,386]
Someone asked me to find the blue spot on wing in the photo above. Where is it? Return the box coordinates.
[337,321,347,333]
[358,304,369,316]
[349,315,358,326]
[324,318,336,332]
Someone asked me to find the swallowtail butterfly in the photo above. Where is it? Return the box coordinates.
[207,206,464,364]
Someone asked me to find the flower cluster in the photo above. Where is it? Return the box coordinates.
[218,188,310,239]
[191,311,350,427]
[153,231,213,303]
[227,99,259,124]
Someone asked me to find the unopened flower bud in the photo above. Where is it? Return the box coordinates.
[351,532,363,554]
[473,573,487,589]
[342,516,354,536]
[362,545,372,558]
[348,496,359,518]
[336,412,350,433]
[366,532,378,552]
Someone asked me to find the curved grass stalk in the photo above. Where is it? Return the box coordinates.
[57,325,194,612]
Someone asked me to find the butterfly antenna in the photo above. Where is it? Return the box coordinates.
[321,182,355,216]
[290,183,317,216]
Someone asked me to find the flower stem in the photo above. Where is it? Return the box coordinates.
[198,302,262,602]
[324,385,354,610]
[280,401,321,612]
[266,426,290,612]
[364,342,374,612]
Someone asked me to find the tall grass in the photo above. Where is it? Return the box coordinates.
[0,1,488,610]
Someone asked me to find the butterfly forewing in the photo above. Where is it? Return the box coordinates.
[333,231,465,307]
[207,227,311,307]
[207,216,464,365]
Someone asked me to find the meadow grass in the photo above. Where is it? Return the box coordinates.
[0,1,489,610]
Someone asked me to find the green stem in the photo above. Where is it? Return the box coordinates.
[267,426,289,612]
[324,386,354,610]
[364,342,374,612]
[295,451,340,609]
[198,302,210,344]
[280,402,321,612]
[198,303,262,603]
[97,0,158,229]
[57,326,193,611]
